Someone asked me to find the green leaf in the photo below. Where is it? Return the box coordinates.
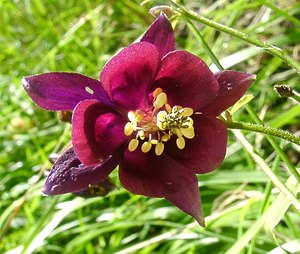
[230,94,254,114]
[264,175,300,232]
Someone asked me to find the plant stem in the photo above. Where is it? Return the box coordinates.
[170,0,300,75]
[293,92,300,104]
[226,121,300,146]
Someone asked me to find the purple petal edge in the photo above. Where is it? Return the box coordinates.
[141,13,175,59]
[72,99,127,167]
[100,42,159,110]
[119,150,205,225]
[165,174,205,226]
[202,71,256,116]
[43,148,119,195]
[22,72,111,111]
[154,50,219,110]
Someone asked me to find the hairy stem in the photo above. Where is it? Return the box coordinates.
[227,121,300,146]
[170,0,300,75]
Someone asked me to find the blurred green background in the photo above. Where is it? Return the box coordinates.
[1,0,299,253]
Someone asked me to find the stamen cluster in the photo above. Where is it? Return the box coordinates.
[124,88,195,156]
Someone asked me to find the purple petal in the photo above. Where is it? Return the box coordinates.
[141,13,175,59]
[119,150,204,224]
[22,72,111,111]
[72,99,127,166]
[202,71,255,116]
[166,181,205,226]
[165,114,227,174]
[100,42,159,110]
[43,148,119,195]
[154,51,219,110]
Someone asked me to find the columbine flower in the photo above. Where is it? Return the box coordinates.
[22,13,255,225]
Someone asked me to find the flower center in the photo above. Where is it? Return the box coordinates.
[124,88,195,156]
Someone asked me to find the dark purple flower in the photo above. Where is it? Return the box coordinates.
[22,13,255,226]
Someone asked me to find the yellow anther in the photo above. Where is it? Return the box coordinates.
[154,92,167,109]
[175,128,183,137]
[186,117,194,126]
[128,111,136,122]
[182,107,194,117]
[124,122,134,136]
[150,139,159,145]
[157,122,163,130]
[157,110,167,121]
[176,136,185,149]
[181,126,195,139]
[141,141,152,153]
[161,134,170,142]
[156,111,167,130]
[155,142,165,156]
[132,121,138,130]
[126,91,196,155]
[128,139,139,152]
[153,87,163,98]
[135,113,143,122]
[138,130,145,140]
